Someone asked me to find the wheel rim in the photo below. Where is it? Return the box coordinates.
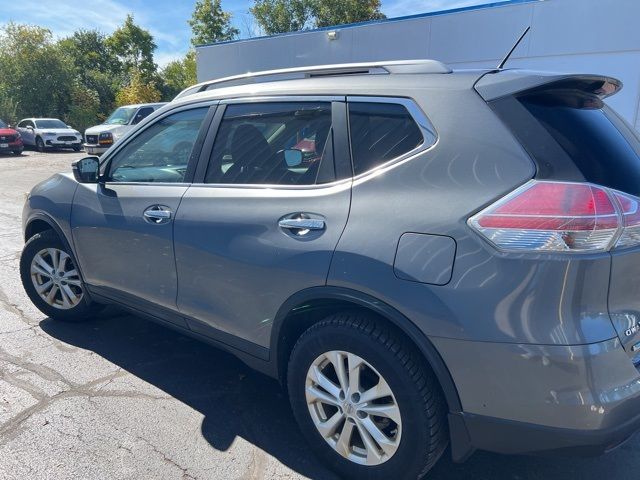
[305,350,402,466]
[30,248,83,309]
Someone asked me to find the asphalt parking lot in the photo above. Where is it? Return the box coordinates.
[1,149,639,479]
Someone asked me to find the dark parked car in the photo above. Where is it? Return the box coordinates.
[19,60,640,479]
[0,119,23,155]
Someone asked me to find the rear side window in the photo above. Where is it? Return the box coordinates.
[348,102,424,175]
[491,91,640,195]
[205,102,334,185]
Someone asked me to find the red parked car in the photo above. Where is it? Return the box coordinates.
[0,119,24,155]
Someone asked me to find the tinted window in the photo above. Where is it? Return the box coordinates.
[491,91,640,195]
[133,107,155,125]
[348,102,424,175]
[107,108,208,183]
[205,102,333,185]
[0,119,6,128]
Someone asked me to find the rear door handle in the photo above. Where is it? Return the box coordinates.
[144,205,172,224]
[278,217,325,235]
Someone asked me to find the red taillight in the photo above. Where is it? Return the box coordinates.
[469,181,640,252]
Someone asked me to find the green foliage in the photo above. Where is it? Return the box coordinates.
[116,70,161,106]
[106,14,157,82]
[0,23,74,119]
[189,0,239,46]
[59,29,120,120]
[0,87,18,125]
[251,0,311,35]
[251,0,385,34]
[312,0,385,28]
[66,81,101,132]
[160,51,197,99]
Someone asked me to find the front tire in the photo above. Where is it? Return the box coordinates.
[35,136,45,153]
[12,149,23,155]
[72,144,81,152]
[20,230,101,322]
[288,312,448,480]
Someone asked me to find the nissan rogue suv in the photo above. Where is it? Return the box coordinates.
[20,60,640,480]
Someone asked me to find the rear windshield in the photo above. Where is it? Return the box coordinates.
[0,119,6,128]
[491,91,640,195]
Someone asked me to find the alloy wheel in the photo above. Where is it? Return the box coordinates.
[30,248,83,309]
[305,350,402,466]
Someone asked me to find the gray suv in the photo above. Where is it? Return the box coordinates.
[19,60,640,479]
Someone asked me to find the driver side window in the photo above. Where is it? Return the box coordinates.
[107,108,208,183]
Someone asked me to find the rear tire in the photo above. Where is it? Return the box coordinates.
[20,230,101,322]
[288,312,448,480]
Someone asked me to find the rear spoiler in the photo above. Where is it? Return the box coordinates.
[474,71,622,102]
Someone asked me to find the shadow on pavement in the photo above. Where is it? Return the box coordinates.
[40,311,639,480]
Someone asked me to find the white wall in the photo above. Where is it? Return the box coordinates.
[197,0,640,129]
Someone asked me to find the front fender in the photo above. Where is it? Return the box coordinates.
[23,173,79,250]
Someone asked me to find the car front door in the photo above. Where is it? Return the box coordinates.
[173,99,352,351]
[70,104,214,322]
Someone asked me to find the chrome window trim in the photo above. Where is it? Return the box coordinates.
[346,95,438,180]
[188,176,352,191]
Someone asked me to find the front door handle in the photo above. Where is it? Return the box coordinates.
[278,217,325,235]
[143,205,172,224]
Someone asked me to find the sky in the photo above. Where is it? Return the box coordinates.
[0,0,498,67]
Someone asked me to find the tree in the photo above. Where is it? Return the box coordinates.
[251,0,311,35]
[116,70,161,105]
[66,81,101,132]
[160,51,197,99]
[58,29,115,78]
[189,0,239,46]
[311,0,385,27]
[250,0,385,34]
[58,30,120,121]
[0,23,73,119]
[107,15,157,82]
[0,87,18,125]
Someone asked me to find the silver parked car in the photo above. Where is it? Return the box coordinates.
[16,118,83,152]
[20,60,640,479]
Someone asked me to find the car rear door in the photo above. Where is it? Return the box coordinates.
[173,98,352,351]
[70,103,215,323]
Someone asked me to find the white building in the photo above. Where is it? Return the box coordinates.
[196,0,640,129]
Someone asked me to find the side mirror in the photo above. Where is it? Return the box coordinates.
[27,126,34,130]
[284,149,303,167]
[72,156,100,183]
[67,125,73,128]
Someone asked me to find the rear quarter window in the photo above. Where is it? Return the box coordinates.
[348,101,426,175]
[491,91,640,196]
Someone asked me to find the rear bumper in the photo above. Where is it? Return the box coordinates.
[433,336,640,459]
[451,410,640,460]
[0,138,23,151]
